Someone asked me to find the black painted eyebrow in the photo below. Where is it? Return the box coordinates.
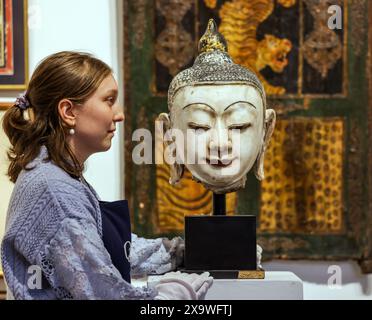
[182,101,256,114]
[182,103,216,114]
[224,101,256,112]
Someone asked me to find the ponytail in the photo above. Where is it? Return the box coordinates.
[2,102,42,183]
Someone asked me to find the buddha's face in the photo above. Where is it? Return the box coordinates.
[170,84,265,190]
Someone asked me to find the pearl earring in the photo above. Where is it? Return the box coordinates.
[69,128,75,135]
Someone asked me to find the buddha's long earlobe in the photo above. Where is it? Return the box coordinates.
[157,113,185,185]
[254,109,276,181]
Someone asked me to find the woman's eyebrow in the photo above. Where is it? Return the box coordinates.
[224,101,256,112]
[105,89,118,96]
[182,103,216,114]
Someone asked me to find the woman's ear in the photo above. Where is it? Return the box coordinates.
[254,109,276,181]
[157,113,184,185]
[58,99,76,127]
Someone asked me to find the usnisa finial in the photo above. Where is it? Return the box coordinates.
[198,19,228,54]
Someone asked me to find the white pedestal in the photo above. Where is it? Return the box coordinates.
[147,271,303,300]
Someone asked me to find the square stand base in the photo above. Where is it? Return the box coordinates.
[147,271,303,300]
[179,269,265,279]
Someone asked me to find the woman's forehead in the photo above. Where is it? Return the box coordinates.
[98,74,118,92]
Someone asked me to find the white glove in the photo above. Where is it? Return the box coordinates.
[162,237,185,270]
[257,244,263,269]
[154,279,196,300]
[154,271,213,300]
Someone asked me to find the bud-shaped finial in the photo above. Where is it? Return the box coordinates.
[198,19,228,54]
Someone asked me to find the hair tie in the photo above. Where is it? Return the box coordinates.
[15,93,30,111]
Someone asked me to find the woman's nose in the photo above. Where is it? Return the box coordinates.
[114,109,125,123]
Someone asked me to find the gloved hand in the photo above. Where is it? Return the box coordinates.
[162,237,185,270]
[154,271,213,300]
[257,244,263,269]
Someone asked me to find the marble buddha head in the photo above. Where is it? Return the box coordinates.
[158,19,276,194]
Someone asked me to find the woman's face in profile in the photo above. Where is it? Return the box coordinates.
[74,75,124,155]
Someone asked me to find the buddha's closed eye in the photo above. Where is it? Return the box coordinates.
[188,122,252,132]
[228,123,252,131]
[188,122,211,131]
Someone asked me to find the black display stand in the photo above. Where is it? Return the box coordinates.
[213,193,226,215]
[182,193,264,279]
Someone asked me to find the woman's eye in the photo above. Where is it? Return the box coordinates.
[229,123,252,131]
[106,97,116,105]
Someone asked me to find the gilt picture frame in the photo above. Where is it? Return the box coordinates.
[0,102,12,110]
[0,0,28,90]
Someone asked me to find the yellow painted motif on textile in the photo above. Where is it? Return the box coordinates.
[156,164,237,232]
[203,0,296,95]
[260,118,344,234]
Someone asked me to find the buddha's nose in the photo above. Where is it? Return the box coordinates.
[208,128,232,160]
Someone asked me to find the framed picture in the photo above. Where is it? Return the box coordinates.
[124,0,372,273]
[0,272,5,300]
[0,0,28,90]
[0,101,12,109]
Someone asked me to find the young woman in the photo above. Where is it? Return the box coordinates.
[0,51,212,300]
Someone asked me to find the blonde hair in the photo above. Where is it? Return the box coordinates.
[2,51,112,183]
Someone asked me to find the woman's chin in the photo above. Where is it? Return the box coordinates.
[100,139,112,152]
[104,142,112,151]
